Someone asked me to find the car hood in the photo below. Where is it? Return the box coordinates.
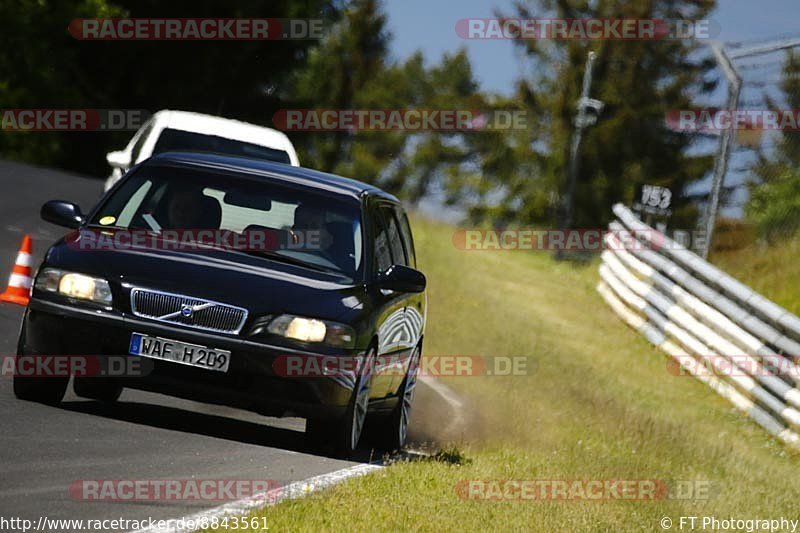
[44,230,365,321]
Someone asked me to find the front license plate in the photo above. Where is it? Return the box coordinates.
[129,333,231,373]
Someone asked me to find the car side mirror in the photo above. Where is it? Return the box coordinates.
[376,265,426,293]
[106,150,131,169]
[41,200,85,229]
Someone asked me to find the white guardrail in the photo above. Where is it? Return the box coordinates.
[597,203,800,449]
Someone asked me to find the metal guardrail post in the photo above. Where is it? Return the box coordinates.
[704,42,742,260]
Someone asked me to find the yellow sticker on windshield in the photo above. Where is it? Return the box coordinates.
[99,216,116,226]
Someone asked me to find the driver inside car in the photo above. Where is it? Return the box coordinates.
[163,185,222,230]
[291,205,333,252]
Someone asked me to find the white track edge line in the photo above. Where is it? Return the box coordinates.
[131,376,460,532]
[131,463,383,533]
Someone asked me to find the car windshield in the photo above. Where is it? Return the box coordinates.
[153,128,292,164]
[90,166,363,281]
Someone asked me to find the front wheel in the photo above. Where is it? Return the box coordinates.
[13,317,68,405]
[13,374,68,405]
[307,349,374,458]
[73,377,122,402]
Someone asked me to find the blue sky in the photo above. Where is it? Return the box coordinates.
[385,0,800,95]
[386,0,800,219]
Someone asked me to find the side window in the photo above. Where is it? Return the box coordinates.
[394,207,416,268]
[371,207,392,275]
[379,205,408,267]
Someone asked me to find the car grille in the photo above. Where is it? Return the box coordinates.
[130,288,248,334]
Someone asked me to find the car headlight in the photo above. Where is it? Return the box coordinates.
[35,268,113,306]
[267,314,355,348]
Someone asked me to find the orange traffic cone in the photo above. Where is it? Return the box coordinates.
[0,235,33,306]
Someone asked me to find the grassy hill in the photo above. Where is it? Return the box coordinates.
[711,237,800,316]
[212,217,800,532]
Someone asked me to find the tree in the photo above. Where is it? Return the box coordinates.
[285,0,391,173]
[746,50,800,241]
[0,0,340,175]
[286,0,493,205]
[472,0,718,229]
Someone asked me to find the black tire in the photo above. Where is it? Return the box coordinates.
[14,321,68,405]
[375,346,421,451]
[305,417,331,448]
[73,377,122,402]
[13,373,68,405]
[307,347,375,458]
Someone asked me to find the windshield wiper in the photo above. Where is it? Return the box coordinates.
[243,250,339,274]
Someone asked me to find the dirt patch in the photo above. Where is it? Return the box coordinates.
[407,377,487,446]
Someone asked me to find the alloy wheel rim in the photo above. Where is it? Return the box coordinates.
[350,352,373,450]
[398,349,420,447]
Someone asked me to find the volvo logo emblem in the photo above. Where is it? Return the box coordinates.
[180,304,194,318]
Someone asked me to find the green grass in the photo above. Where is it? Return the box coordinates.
[711,237,800,315]
[210,217,800,532]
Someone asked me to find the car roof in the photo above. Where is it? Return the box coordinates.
[145,151,401,203]
[150,110,299,164]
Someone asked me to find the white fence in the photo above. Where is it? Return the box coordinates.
[597,203,800,449]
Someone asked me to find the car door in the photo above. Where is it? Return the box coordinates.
[365,200,407,398]
[382,205,424,392]
[372,202,421,394]
[394,205,425,354]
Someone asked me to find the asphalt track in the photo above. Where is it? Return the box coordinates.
[0,160,430,530]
